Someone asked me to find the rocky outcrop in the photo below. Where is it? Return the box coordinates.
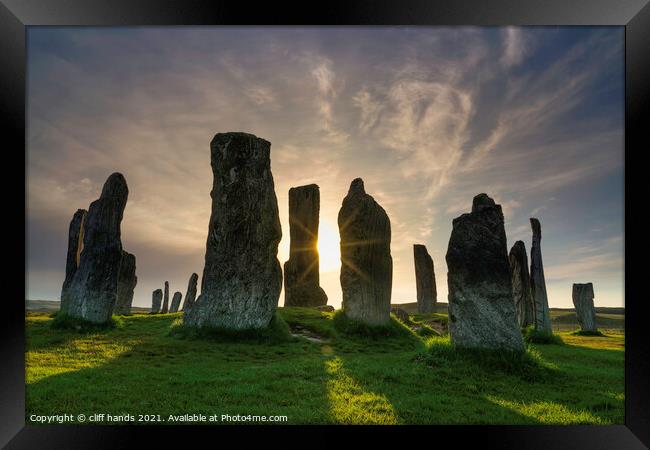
[184,132,282,330]
[60,209,87,315]
[413,244,436,313]
[445,193,524,352]
[114,251,137,315]
[61,173,129,323]
[170,291,182,313]
[338,178,392,326]
[284,184,328,307]
[181,273,199,311]
[573,283,597,332]
[530,218,552,334]
[151,289,163,314]
[161,281,170,314]
[509,241,535,328]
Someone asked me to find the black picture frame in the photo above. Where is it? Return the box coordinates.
[2,0,648,447]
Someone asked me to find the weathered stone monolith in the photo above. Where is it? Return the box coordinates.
[61,173,129,323]
[414,244,436,313]
[60,208,87,315]
[181,273,199,311]
[114,251,137,315]
[161,281,169,314]
[445,193,524,351]
[183,132,282,330]
[572,283,597,332]
[284,184,328,307]
[170,291,182,313]
[509,241,535,328]
[338,178,392,326]
[530,218,552,334]
[151,289,163,314]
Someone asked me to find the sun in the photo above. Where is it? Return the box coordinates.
[317,220,341,272]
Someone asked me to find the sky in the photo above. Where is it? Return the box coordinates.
[26,26,624,310]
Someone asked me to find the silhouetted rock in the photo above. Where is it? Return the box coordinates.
[446,193,524,352]
[114,251,137,315]
[170,291,182,313]
[338,178,392,326]
[284,184,328,307]
[161,281,169,314]
[573,283,597,332]
[530,218,552,333]
[61,173,129,323]
[151,289,163,314]
[509,241,535,328]
[414,244,436,313]
[181,273,199,311]
[184,132,282,330]
[391,307,409,323]
[60,209,87,315]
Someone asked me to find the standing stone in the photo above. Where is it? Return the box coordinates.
[181,273,199,311]
[413,244,437,313]
[530,218,552,334]
[284,184,328,307]
[170,291,182,313]
[572,283,597,332]
[62,173,129,323]
[446,194,524,352]
[161,281,170,314]
[184,132,282,330]
[60,209,87,315]
[151,289,163,314]
[508,241,535,328]
[114,251,137,315]
[338,178,392,326]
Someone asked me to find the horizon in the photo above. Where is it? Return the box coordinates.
[26,26,624,310]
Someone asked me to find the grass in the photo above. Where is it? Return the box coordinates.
[25,308,624,425]
[169,312,292,344]
[50,312,124,332]
[523,326,564,345]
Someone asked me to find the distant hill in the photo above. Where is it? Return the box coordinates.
[25,300,150,313]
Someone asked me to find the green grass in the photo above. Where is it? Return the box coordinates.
[523,327,564,345]
[25,308,624,425]
[50,312,124,332]
[169,312,292,344]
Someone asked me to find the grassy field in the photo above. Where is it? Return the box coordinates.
[25,307,624,425]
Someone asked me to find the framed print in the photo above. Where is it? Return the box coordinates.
[2,0,649,448]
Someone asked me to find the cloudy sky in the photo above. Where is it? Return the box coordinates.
[26,26,624,309]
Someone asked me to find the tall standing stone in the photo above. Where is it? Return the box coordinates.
[338,178,392,326]
[284,184,328,307]
[114,251,137,315]
[530,218,552,334]
[181,273,199,311]
[170,291,182,313]
[151,289,163,314]
[184,132,282,330]
[509,241,535,328]
[572,283,597,332]
[60,209,87,315]
[62,173,129,323]
[161,281,170,314]
[413,244,436,313]
[446,194,524,351]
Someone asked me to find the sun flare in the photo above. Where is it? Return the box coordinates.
[318,220,341,272]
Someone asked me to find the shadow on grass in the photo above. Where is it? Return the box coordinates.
[25,310,625,425]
